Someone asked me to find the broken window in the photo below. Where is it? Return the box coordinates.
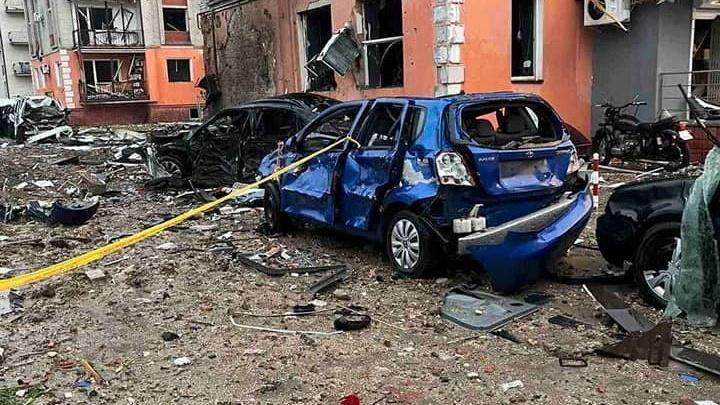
[83,60,119,85]
[300,5,336,91]
[459,103,558,148]
[358,103,404,149]
[362,0,404,88]
[167,59,191,82]
[302,106,361,152]
[511,0,543,80]
[163,7,187,31]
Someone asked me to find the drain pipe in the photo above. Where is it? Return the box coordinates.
[0,29,10,97]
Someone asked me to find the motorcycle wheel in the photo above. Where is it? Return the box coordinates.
[592,133,613,165]
[663,141,690,171]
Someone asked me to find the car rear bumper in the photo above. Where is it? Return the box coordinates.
[457,183,593,292]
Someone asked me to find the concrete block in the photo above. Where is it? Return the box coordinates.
[448,44,462,64]
[434,46,449,64]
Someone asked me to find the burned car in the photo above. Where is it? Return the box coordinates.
[259,93,592,292]
[4,96,70,144]
[147,93,339,187]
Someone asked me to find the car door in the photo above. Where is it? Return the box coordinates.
[280,103,365,225]
[187,109,250,187]
[338,99,410,231]
[245,107,302,181]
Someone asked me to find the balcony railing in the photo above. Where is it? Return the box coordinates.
[79,80,150,103]
[74,29,144,48]
[4,0,23,13]
[13,62,31,76]
[8,30,28,44]
[659,70,720,118]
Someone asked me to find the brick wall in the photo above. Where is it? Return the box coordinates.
[688,125,719,164]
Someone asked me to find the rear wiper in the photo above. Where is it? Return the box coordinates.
[501,136,543,150]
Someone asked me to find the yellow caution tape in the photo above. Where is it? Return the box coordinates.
[0,136,354,291]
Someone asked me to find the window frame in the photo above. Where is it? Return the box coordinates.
[299,105,363,153]
[360,0,404,89]
[355,101,407,150]
[162,6,189,32]
[166,59,192,83]
[510,0,544,83]
[83,59,120,85]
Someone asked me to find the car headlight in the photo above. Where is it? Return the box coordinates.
[435,152,475,186]
[567,148,583,175]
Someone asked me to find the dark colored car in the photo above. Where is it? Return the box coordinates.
[258,93,592,292]
[148,93,339,187]
[597,176,697,308]
[0,96,69,143]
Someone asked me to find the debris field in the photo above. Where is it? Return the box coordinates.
[1,140,720,404]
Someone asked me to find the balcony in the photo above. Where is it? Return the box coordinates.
[12,61,31,76]
[74,29,144,49]
[79,80,150,104]
[4,0,23,13]
[8,30,28,45]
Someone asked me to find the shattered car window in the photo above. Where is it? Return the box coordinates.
[358,103,404,148]
[22,97,65,120]
[302,106,361,152]
[458,102,559,149]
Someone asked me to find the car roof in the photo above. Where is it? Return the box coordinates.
[246,93,340,110]
[327,92,547,108]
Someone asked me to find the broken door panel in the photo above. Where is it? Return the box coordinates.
[281,105,363,224]
[339,100,408,231]
[189,110,249,187]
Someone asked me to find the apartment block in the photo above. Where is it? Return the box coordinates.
[0,0,33,97]
[23,0,205,124]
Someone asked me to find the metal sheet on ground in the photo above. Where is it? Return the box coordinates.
[440,288,539,332]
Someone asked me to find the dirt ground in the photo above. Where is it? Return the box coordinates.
[1,141,720,405]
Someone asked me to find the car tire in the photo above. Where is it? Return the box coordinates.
[263,183,290,234]
[158,155,186,178]
[633,222,680,309]
[385,210,440,278]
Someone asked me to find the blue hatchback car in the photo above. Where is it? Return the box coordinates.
[258,93,593,292]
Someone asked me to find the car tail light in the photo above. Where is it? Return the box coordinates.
[435,152,475,186]
[677,121,688,131]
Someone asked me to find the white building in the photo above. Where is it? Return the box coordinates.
[0,0,32,97]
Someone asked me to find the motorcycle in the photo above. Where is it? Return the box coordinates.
[593,99,692,170]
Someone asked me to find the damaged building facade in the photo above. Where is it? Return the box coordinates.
[200,0,593,134]
[23,0,206,124]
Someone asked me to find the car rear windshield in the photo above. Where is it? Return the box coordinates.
[455,101,562,149]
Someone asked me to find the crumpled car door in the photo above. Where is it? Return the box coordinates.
[189,110,249,187]
[338,99,410,231]
[280,104,364,225]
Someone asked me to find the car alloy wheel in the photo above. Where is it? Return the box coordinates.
[160,159,183,177]
[642,269,672,305]
[634,223,679,309]
[390,219,421,270]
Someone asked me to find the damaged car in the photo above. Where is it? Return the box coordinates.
[597,176,697,308]
[259,93,592,292]
[4,96,70,144]
[147,93,339,187]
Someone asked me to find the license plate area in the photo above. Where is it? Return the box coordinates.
[499,159,553,189]
[679,130,694,141]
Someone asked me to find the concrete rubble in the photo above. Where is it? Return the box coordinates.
[1,132,720,403]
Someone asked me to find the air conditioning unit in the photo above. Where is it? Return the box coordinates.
[584,0,631,27]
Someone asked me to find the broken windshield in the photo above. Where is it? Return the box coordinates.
[455,101,562,149]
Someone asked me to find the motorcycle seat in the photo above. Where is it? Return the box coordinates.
[637,116,675,132]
